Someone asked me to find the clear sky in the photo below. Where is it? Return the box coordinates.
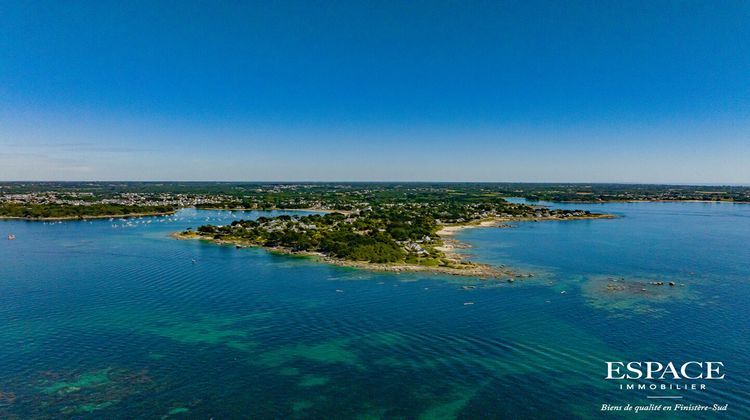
[1,1,748,183]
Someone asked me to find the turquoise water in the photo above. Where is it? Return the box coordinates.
[1,204,748,418]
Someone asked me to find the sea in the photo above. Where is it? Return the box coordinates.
[1,201,748,418]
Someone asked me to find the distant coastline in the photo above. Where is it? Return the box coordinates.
[0,210,178,221]
[0,206,344,221]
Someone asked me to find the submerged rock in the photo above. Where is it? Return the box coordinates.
[582,275,696,318]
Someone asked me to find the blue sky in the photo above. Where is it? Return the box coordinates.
[1,1,748,183]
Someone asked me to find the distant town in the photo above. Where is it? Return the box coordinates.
[1,182,748,220]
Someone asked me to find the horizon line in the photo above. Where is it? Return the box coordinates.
[1,180,749,187]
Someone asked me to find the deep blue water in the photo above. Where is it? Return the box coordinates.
[1,204,748,418]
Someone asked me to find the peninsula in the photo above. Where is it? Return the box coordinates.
[0,182,619,276]
[173,187,614,278]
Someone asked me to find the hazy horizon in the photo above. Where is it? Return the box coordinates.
[2,180,749,187]
[2,1,749,184]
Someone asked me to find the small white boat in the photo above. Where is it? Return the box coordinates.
[7,234,16,240]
